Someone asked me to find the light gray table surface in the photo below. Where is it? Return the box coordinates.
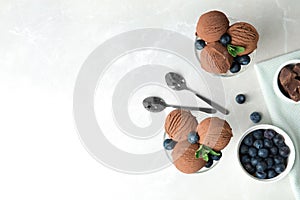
[1,0,299,199]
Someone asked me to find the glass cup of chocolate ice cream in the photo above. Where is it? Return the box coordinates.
[273,59,300,104]
[194,10,259,77]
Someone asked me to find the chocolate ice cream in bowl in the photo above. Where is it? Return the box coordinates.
[163,109,233,174]
[194,10,259,77]
[273,59,300,104]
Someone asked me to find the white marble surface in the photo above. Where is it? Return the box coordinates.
[1,0,300,199]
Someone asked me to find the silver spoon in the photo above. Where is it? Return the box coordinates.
[143,96,216,113]
[165,72,229,115]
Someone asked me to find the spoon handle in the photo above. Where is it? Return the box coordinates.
[167,104,217,114]
[193,92,229,115]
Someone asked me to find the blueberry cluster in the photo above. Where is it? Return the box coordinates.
[205,151,222,168]
[239,129,291,179]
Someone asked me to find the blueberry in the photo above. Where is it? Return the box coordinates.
[253,130,264,140]
[274,164,286,174]
[244,163,255,174]
[267,169,277,179]
[255,171,267,179]
[265,157,274,169]
[264,138,274,148]
[256,161,267,172]
[243,134,254,146]
[273,155,285,164]
[279,145,290,158]
[264,129,276,139]
[250,112,262,123]
[273,134,285,147]
[248,147,257,157]
[258,148,269,158]
[241,155,251,164]
[251,157,262,167]
[270,146,278,155]
[235,94,246,104]
[220,33,231,46]
[195,39,206,50]
[240,144,249,154]
[187,132,199,144]
[163,139,177,150]
[235,55,251,65]
[230,62,241,73]
[210,151,222,161]
[253,140,264,149]
[205,158,213,168]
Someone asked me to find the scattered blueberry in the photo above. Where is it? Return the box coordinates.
[258,148,269,158]
[265,157,274,169]
[220,33,231,46]
[163,139,177,150]
[264,138,274,148]
[250,112,262,123]
[235,94,246,104]
[264,129,276,139]
[251,157,262,167]
[255,171,267,179]
[253,130,264,140]
[273,155,285,164]
[244,163,255,174]
[267,169,277,179]
[279,146,290,158]
[210,151,222,161]
[205,158,213,168]
[240,144,249,154]
[243,134,254,146]
[274,164,286,173]
[187,132,199,144]
[256,161,268,172]
[230,62,241,73]
[270,146,279,155]
[195,39,206,50]
[235,55,251,65]
[253,140,264,149]
[241,155,251,164]
[273,134,285,147]
[248,147,257,157]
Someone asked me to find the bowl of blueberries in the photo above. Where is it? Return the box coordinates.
[237,124,295,182]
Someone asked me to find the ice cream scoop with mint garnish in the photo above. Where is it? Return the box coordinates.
[195,10,259,74]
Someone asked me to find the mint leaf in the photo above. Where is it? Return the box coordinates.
[209,149,220,156]
[195,144,219,162]
[227,44,245,57]
[195,150,200,159]
[235,46,245,54]
[202,154,209,162]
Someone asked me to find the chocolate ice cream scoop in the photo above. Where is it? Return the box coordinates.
[200,42,233,74]
[196,10,229,43]
[227,22,259,56]
[165,109,198,142]
[279,64,300,102]
[197,117,233,151]
[172,141,206,174]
